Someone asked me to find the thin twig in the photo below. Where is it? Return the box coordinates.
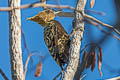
[41,0,46,4]
[0,3,74,11]
[0,1,120,36]
[41,0,46,9]
[0,69,8,80]
[56,12,74,17]
[80,74,87,80]
[84,14,120,35]
[53,71,62,80]
[21,30,31,54]
[1,1,120,37]
[24,52,43,78]
[80,43,100,53]
[86,19,120,40]
[106,76,120,80]
[85,10,106,16]
[24,54,32,77]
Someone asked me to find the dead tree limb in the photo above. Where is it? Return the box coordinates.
[63,0,87,80]
[8,0,24,79]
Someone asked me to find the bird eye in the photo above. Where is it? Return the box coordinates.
[46,10,51,14]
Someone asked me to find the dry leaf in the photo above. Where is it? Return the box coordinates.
[34,61,42,77]
[82,51,88,68]
[99,48,103,62]
[97,53,103,77]
[91,52,96,71]
[86,51,94,69]
[90,0,95,8]
[82,51,88,61]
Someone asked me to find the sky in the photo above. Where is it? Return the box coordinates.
[0,0,120,80]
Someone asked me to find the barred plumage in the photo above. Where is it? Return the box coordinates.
[27,9,70,69]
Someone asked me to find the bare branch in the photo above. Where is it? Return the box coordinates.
[80,74,87,80]
[41,0,46,4]
[41,0,47,9]
[106,76,120,80]
[63,0,87,79]
[24,52,43,79]
[24,54,32,78]
[84,14,120,35]
[0,69,8,80]
[85,10,106,16]
[0,3,74,11]
[21,30,31,54]
[86,19,120,40]
[53,71,62,80]
[1,1,120,37]
[9,0,24,79]
[56,12,74,17]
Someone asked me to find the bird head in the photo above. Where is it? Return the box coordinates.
[27,9,60,27]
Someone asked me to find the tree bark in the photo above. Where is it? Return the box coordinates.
[63,0,87,80]
[8,0,24,80]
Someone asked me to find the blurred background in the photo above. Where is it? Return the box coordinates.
[0,0,120,80]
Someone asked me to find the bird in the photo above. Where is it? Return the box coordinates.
[27,9,70,70]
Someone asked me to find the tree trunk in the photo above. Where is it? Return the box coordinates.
[63,0,87,80]
[8,0,24,80]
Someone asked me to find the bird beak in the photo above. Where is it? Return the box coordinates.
[54,11,62,15]
[27,15,39,22]
[27,17,32,20]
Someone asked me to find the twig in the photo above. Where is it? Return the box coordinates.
[85,10,106,16]
[86,19,120,40]
[106,76,120,80]
[41,0,46,4]
[80,43,100,53]
[1,1,120,37]
[21,29,34,79]
[41,0,46,9]
[0,1,120,36]
[80,74,87,80]
[63,0,87,79]
[0,69,8,80]
[21,30,31,54]
[84,14,120,35]
[53,71,62,80]
[24,54,32,77]
[24,52,43,78]
[56,12,74,17]
[0,3,74,11]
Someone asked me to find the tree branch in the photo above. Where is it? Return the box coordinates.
[24,54,32,79]
[106,76,120,80]
[86,19,120,40]
[63,0,87,80]
[9,0,24,79]
[0,3,74,11]
[0,69,8,80]
[84,14,120,35]
[1,1,120,37]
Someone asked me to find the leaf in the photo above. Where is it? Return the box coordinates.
[99,48,103,62]
[34,61,42,77]
[82,51,88,68]
[86,51,94,69]
[91,52,96,71]
[97,53,103,77]
[82,51,88,61]
[90,0,95,8]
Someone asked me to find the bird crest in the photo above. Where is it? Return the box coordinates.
[27,9,60,27]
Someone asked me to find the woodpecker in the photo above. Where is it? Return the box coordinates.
[27,9,70,69]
